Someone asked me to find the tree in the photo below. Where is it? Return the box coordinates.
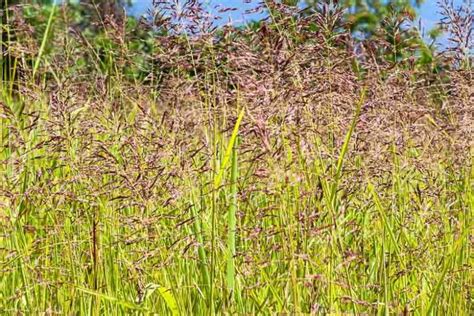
[300,0,426,66]
[305,0,422,36]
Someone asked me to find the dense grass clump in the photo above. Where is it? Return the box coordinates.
[0,1,472,314]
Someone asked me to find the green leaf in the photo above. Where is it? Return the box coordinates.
[76,286,147,311]
[214,107,245,189]
[137,283,179,316]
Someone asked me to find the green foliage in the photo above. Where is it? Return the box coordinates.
[301,0,427,65]
[305,0,422,34]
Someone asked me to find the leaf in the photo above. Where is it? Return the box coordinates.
[138,283,179,316]
[214,107,245,189]
[33,4,57,79]
[76,286,147,311]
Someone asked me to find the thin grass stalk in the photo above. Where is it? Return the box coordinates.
[32,3,56,79]
[326,88,366,313]
[8,57,17,96]
[190,200,210,293]
[1,0,14,98]
[214,108,245,189]
[226,137,238,301]
[426,192,471,314]
[209,101,218,314]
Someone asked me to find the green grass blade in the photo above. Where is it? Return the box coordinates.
[369,183,401,257]
[226,137,239,299]
[214,107,245,189]
[157,285,179,316]
[138,283,179,316]
[334,88,365,187]
[76,286,147,312]
[32,4,56,79]
[191,202,211,290]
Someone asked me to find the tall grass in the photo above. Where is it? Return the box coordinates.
[226,135,239,302]
[0,1,472,315]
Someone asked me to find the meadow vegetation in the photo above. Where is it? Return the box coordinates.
[0,0,472,314]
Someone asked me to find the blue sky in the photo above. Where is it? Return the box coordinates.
[127,0,442,31]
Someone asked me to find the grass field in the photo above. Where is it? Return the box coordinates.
[0,1,472,315]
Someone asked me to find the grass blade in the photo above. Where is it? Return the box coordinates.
[33,4,56,79]
[76,286,147,312]
[226,137,239,300]
[214,107,245,189]
[137,283,179,316]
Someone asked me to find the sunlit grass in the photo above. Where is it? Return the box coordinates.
[0,2,472,315]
